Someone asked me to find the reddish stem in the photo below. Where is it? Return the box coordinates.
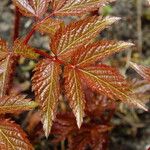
[24,27,36,44]
[24,12,55,44]
[34,49,64,64]
[34,49,74,68]
[34,49,54,60]
[23,11,75,68]
[13,7,20,41]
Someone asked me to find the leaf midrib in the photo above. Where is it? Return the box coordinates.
[73,70,83,125]
[58,19,107,56]
[0,128,16,150]
[0,103,36,113]
[80,69,131,101]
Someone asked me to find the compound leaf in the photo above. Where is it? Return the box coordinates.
[0,119,33,150]
[32,59,61,138]
[0,94,38,114]
[51,16,120,59]
[79,64,147,111]
[64,67,85,128]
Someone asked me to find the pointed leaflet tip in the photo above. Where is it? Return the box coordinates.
[137,103,148,111]
[76,108,84,129]
[119,41,135,47]
[129,62,139,71]
[129,61,150,85]
[131,97,148,111]
[44,125,51,139]
[105,16,121,24]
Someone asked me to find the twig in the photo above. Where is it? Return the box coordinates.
[136,0,143,53]
[13,7,20,41]
[24,12,55,44]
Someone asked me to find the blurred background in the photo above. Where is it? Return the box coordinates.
[0,0,150,150]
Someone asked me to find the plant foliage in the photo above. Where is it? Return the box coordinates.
[0,0,148,149]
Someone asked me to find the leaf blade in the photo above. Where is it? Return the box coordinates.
[32,59,61,137]
[53,0,115,16]
[51,0,66,12]
[79,64,147,110]
[64,67,85,128]
[12,0,35,17]
[13,39,39,59]
[0,39,16,97]
[13,0,48,17]
[0,119,33,150]
[130,62,150,83]
[51,16,120,59]
[30,0,48,17]
[72,40,134,67]
[35,18,64,36]
[0,95,38,114]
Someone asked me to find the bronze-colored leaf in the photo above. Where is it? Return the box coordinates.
[0,39,16,97]
[52,0,115,16]
[68,124,111,150]
[51,0,66,12]
[13,0,48,17]
[0,119,33,150]
[130,62,150,83]
[0,94,38,114]
[51,16,120,59]
[13,39,39,59]
[79,64,147,111]
[72,40,134,67]
[32,59,61,137]
[52,113,111,150]
[64,67,85,128]
[35,18,64,36]
[0,39,8,59]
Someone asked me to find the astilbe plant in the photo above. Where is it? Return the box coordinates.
[0,0,148,149]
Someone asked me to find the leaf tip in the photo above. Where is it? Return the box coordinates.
[43,123,51,139]
[76,111,84,129]
[77,118,83,129]
[106,16,121,24]
[45,132,50,139]
[136,101,148,111]
[42,115,53,139]
[118,41,135,50]
[121,42,135,47]
[30,101,39,108]
[130,96,148,111]
[129,61,137,69]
